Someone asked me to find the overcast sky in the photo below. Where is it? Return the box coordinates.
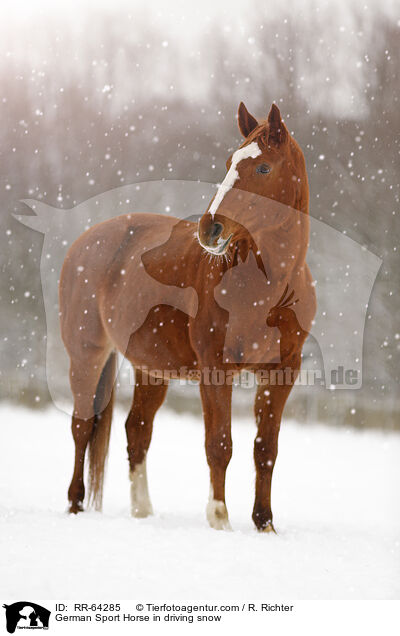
[0,0,398,119]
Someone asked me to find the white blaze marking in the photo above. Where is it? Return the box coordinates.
[209,141,261,217]
[129,457,153,518]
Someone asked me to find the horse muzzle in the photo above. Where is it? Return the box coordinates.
[197,217,233,255]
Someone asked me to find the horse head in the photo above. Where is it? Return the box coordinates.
[198,102,309,257]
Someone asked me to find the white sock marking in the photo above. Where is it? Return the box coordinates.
[129,457,153,518]
[206,485,231,530]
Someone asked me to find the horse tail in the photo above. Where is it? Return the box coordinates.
[88,351,117,511]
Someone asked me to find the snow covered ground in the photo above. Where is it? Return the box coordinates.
[0,402,399,599]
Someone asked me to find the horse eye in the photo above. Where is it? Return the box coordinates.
[256,163,270,174]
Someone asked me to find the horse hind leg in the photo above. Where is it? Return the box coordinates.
[125,369,168,518]
[67,350,115,513]
[68,413,95,513]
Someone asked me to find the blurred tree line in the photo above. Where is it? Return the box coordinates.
[0,0,398,428]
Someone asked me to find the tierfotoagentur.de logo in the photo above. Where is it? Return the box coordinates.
[2,603,50,633]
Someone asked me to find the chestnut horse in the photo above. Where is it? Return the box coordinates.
[59,102,316,531]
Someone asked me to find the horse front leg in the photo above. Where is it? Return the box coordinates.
[200,382,233,530]
[252,368,298,532]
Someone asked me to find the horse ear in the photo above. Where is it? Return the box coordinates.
[267,103,287,145]
[238,102,258,138]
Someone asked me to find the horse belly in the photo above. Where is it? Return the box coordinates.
[120,305,197,374]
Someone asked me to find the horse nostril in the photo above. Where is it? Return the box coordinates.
[210,222,223,241]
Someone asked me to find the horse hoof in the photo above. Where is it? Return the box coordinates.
[207,498,231,530]
[68,501,84,514]
[209,518,232,531]
[131,505,153,518]
[258,521,276,534]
